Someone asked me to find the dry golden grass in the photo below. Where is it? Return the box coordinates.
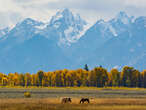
[1,88,146,110]
[1,98,146,110]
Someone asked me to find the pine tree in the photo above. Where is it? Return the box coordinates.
[84,64,89,71]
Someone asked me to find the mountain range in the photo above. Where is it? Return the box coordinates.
[0,8,145,73]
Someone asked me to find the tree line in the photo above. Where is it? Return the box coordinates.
[0,65,146,88]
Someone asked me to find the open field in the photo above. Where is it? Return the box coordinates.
[1,87,146,98]
[1,98,146,110]
[1,87,146,110]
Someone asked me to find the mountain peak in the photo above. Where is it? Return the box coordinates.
[49,8,74,26]
[20,18,44,26]
[96,19,105,24]
[47,8,87,46]
[14,18,44,32]
[134,16,146,27]
[117,11,128,18]
[113,11,132,24]
[22,18,36,25]
[60,8,71,14]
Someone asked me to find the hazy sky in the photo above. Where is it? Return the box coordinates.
[0,0,146,29]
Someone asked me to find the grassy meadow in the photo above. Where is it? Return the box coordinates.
[1,87,146,110]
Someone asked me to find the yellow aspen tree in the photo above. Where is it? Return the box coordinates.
[61,69,68,87]
[0,73,4,86]
[18,73,25,87]
[66,70,76,87]
[110,68,120,87]
[121,66,135,87]
[2,75,8,86]
[42,72,49,87]
[141,70,146,88]
[54,70,63,87]
[36,70,44,87]
[88,70,97,87]
[25,73,32,87]
[13,72,19,86]
[92,67,108,87]
[8,73,15,87]
[131,69,141,87]
[47,72,53,87]
[31,74,36,86]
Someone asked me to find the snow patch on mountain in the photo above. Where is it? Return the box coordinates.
[35,23,48,30]
[109,25,118,36]
[64,26,74,40]
[54,22,61,29]
[96,19,118,37]
[0,31,6,37]
[0,27,11,40]
[76,24,91,38]
[63,24,90,45]
[51,14,63,24]
[120,16,129,24]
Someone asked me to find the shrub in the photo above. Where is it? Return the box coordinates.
[24,92,31,98]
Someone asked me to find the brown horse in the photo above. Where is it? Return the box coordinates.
[61,97,72,103]
[80,98,90,104]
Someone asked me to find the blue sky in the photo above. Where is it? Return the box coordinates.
[0,0,146,29]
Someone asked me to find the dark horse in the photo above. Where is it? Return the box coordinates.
[61,97,72,103]
[80,98,90,104]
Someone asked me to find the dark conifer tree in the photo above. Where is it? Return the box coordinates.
[84,64,89,71]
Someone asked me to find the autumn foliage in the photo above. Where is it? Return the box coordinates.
[0,66,146,88]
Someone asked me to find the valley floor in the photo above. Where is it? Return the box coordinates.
[1,87,146,110]
[1,98,146,110]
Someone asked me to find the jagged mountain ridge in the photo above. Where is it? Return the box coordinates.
[0,9,145,73]
[39,8,87,46]
[80,15,146,70]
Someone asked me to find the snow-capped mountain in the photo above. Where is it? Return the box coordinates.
[109,11,133,37]
[0,9,87,73]
[64,11,146,71]
[5,18,44,42]
[41,8,87,46]
[66,12,132,60]
[79,13,146,71]
[0,9,145,73]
